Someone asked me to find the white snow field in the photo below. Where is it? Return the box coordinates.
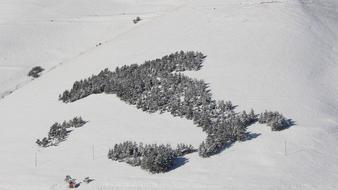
[0,0,338,189]
[0,0,183,97]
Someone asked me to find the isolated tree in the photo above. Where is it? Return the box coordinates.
[28,66,44,78]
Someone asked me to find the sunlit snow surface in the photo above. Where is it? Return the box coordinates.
[0,0,337,189]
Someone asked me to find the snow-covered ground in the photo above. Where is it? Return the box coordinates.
[0,0,337,189]
[0,0,183,97]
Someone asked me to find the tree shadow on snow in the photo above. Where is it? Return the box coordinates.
[246,132,261,141]
[170,157,189,171]
[285,119,296,129]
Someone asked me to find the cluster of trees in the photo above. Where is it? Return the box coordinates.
[28,66,44,78]
[258,111,293,131]
[59,51,292,160]
[108,141,196,173]
[36,117,87,147]
[198,109,258,157]
[59,51,205,103]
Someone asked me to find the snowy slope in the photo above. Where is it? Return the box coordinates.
[0,0,183,97]
[0,0,338,189]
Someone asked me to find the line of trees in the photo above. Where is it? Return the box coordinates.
[58,51,293,161]
[108,141,196,173]
[36,117,87,147]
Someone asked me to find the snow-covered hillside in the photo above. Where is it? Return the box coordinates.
[0,0,183,97]
[0,0,337,189]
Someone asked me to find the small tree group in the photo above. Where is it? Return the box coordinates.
[108,141,196,173]
[258,111,293,131]
[36,117,87,147]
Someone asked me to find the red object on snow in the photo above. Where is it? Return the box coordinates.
[69,181,75,188]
